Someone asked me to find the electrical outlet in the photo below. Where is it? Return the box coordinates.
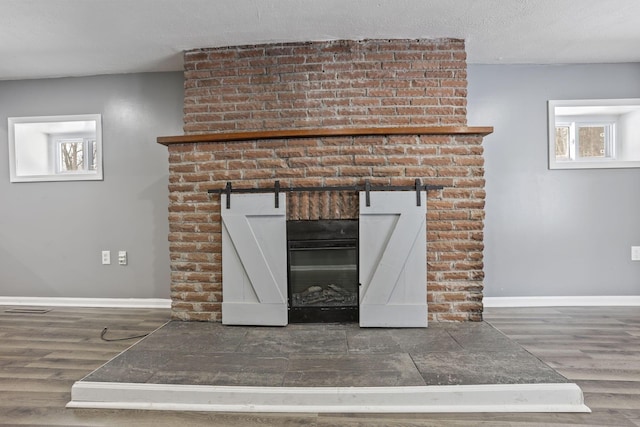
[101,250,111,265]
[632,246,640,261]
[118,250,127,265]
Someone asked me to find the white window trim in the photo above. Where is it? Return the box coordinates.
[8,114,103,182]
[548,99,640,170]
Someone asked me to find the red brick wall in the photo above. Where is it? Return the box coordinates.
[183,39,467,133]
[169,39,485,322]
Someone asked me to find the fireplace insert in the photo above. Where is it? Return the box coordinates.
[287,220,358,323]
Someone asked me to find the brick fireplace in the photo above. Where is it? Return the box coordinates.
[158,39,491,323]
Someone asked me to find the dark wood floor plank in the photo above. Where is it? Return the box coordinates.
[577,380,640,394]
[0,377,73,393]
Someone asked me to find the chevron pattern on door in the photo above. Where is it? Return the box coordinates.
[359,191,427,327]
[221,193,288,326]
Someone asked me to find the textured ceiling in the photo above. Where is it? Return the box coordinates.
[1,0,639,80]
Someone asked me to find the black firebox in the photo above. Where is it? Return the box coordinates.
[287,220,358,323]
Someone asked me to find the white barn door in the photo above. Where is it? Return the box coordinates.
[221,193,288,326]
[359,191,427,327]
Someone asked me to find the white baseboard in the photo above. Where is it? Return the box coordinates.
[0,297,171,309]
[4,296,636,310]
[67,381,589,413]
[484,296,640,308]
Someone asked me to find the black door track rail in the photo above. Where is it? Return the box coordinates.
[208,179,443,209]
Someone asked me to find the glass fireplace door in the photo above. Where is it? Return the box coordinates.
[289,243,358,309]
[287,220,359,323]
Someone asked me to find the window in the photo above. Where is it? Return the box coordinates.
[548,99,640,170]
[578,124,612,158]
[555,125,570,160]
[554,121,615,162]
[7,114,103,182]
[56,137,97,173]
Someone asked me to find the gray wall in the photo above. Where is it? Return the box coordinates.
[0,72,183,298]
[3,65,639,300]
[468,63,640,297]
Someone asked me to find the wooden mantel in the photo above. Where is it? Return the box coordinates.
[157,126,493,146]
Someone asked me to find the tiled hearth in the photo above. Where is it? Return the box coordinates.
[68,320,589,413]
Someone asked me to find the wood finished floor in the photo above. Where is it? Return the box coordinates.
[0,305,638,426]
